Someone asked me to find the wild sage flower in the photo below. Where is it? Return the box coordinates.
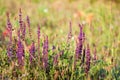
[16,30,24,67]
[75,24,84,60]
[52,45,56,51]
[22,22,26,41]
[83,32,85,43]
[26,16,32,39]
[85,44,91,75]
[19,8,23,32]
[81,48,86,64]
[42,36,49,68]
[29,41,36,63]
[7,13,12,44]
[78,24,84,55]
[7,45,12,60]
[6,12,13,59]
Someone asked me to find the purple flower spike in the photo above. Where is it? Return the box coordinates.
[75,24,84,60]
[7,46,12,59]
[81,48,86,64]
[85,44,91,75]
[18,29,21,40]
[26,16,32,39]
[78,24,83,55]
[29,41,36,63]
[7,13,12,44]
[42,36,49,69]
[16,30,24,67]
[6,12,13,59]
[83,32,85,43]
[6,12,12,30]
[78,24,83,40]
[22,22,26,41]
[52,45,56,51]
[19,8,23,32]
[78,24,84,54]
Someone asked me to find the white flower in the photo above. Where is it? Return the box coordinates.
[44,8,48,13]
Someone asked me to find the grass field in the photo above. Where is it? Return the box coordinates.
[0,0,120,80]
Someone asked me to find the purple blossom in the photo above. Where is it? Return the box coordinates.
[83,32,85,43]
[75,24,84,60]
[19,8,23,32]
[16,30,24,67]
[7,14,12,44]
[85,44,91,75]
[42,36,49,68]
[6,12,13,59]
[7,46,12,60]
[22,22,26,41]
[81,48,86,64]
[78,24,84,55]
[52,45,56,50]
[78,24,83,40]
[26,16,32,39]
[29,41,36,63]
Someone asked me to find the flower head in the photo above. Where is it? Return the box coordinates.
[19,8,23,32]
[16,30,24,67]
[29,41,36,63]
[26,16,32,39]
[75,24,84,60]
[22,22,26,41]
[42,35,49,68]
[6,12,13,59]
[85,44,91,75]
